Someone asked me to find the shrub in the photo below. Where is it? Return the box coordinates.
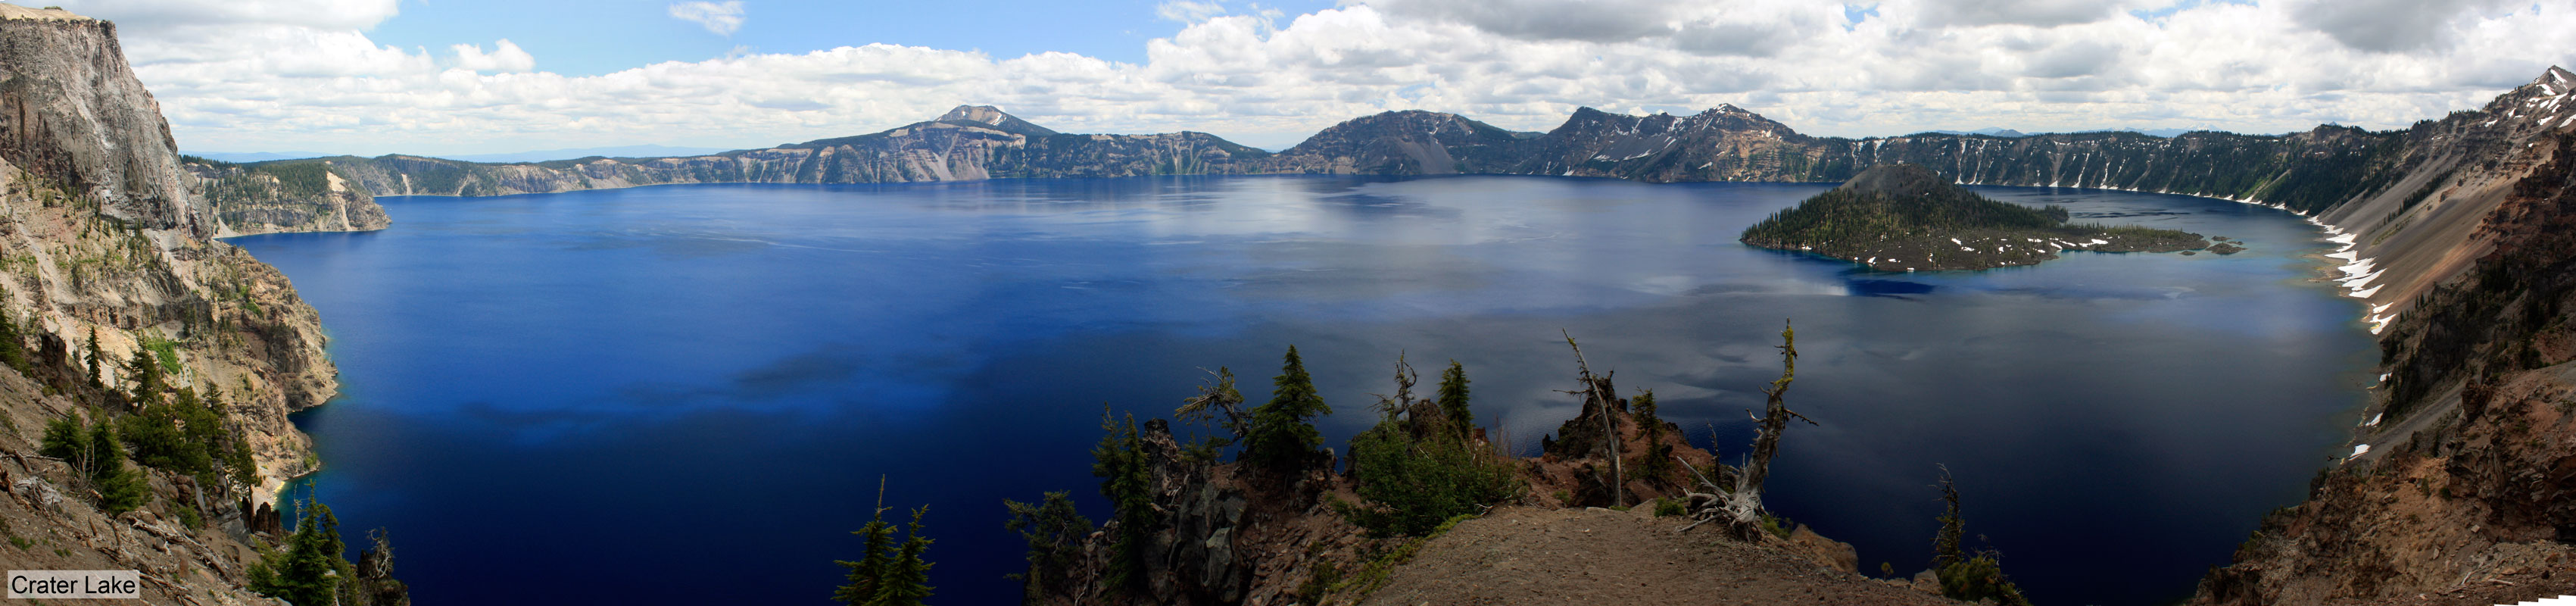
[1653,497,1687,517]
[1341,417,1521,537]
[1938,555,2031,606]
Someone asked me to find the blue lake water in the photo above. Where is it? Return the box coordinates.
[227,175,2378,605]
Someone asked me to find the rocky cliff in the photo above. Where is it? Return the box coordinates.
[267,106,1270,199]
[186,158,391,236]
[0,0,357,577]
[2194,114,2576,605]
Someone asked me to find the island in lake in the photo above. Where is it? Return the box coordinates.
[1740,164,2227,271]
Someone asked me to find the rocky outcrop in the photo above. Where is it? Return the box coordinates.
[282,106,1271,198]
[186,159,391,236]
[2194,89,2576,605]
[1033,419,1360,606]
[0,2,338,504]
[0,6,357,604]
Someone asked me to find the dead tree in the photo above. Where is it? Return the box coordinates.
[1370,352,1421,420]
[1679,320,1816,539]
[1560,330,1623,508]
[1174,367,1249,442]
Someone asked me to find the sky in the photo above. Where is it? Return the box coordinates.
[23,0,2576,155]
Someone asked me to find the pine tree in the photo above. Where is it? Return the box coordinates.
[123,347,164,402]
[1242,345,1330,471]
[872,507,935,606]
[1003,491,1091,601]
[85,329,103,388]
[836,480,899,605]
[836,479,934,606]
[1932,467,1966,570]
[46,409,147,514]
[1437,360,1472,438]
[1091,408,1155,594]
[251,497,349,606]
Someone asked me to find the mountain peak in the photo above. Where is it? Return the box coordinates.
[932,105,1057,137]
[938,105,1012,124]
[2540,66,2574,95]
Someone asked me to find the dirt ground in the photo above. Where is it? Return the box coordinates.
[1357,506,1953,606]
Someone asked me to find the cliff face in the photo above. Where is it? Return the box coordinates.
[2194,82,2576,606]
[290,107,1271,198]
[187,159,391,236]
[0,3,337,501]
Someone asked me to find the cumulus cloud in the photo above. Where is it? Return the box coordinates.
[1368,0,1680,42]
[2289,0,2507,53]
[1913,0,2132,27]
[452,39,535,73]
[668,1,746,36]
[48,0,2576,156]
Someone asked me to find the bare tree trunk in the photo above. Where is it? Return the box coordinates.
[1716,320,1815,539]
[1561,331,1622,508]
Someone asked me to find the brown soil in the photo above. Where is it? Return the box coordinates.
[1358,506,1951,606]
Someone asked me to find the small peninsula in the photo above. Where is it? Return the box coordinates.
[1740,164,2213,271]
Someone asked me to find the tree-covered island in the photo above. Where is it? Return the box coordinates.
[1740,164,2222,271]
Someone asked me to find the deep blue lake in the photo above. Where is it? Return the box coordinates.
[227,175,2376,605]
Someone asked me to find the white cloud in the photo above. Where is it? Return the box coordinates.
[48,0,2576,156]
[2288,0,2509,53]
[668,1,746,36]
[1156,1,1227,23]
[452,39,535,73]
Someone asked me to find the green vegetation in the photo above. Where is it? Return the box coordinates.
[1742,164,2206,269]
[1929,469,2031,606]
[253,162,335,198]
[1240,345,1331,472]
[1091,408,1157,595]
[1759,511,1796,539]
[83,329,101,388]
[1341,359,1521,537]
[249,497,357,606]
[1003,491,1092,602]
[1630,389,1675,482]
[1436,360,1470,437]
[1653,497,1688,517]
[1742,176,2066,246]
[39,409,147,514]
[835,479,935,606]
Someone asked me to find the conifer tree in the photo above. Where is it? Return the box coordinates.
[1091,408,1155,594]
[251,497,350,606]
[837,479,899,605]
[85,328,103,388]
[1437,360,1472,438]
[837,478,934,606]
[872,507,935,606]
[1242,345,1330,471]
[124,347,164,402]
[1003,491,1091,601]
[43,409,145,514]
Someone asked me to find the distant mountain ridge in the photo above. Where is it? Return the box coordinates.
[239,66,2576,322]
